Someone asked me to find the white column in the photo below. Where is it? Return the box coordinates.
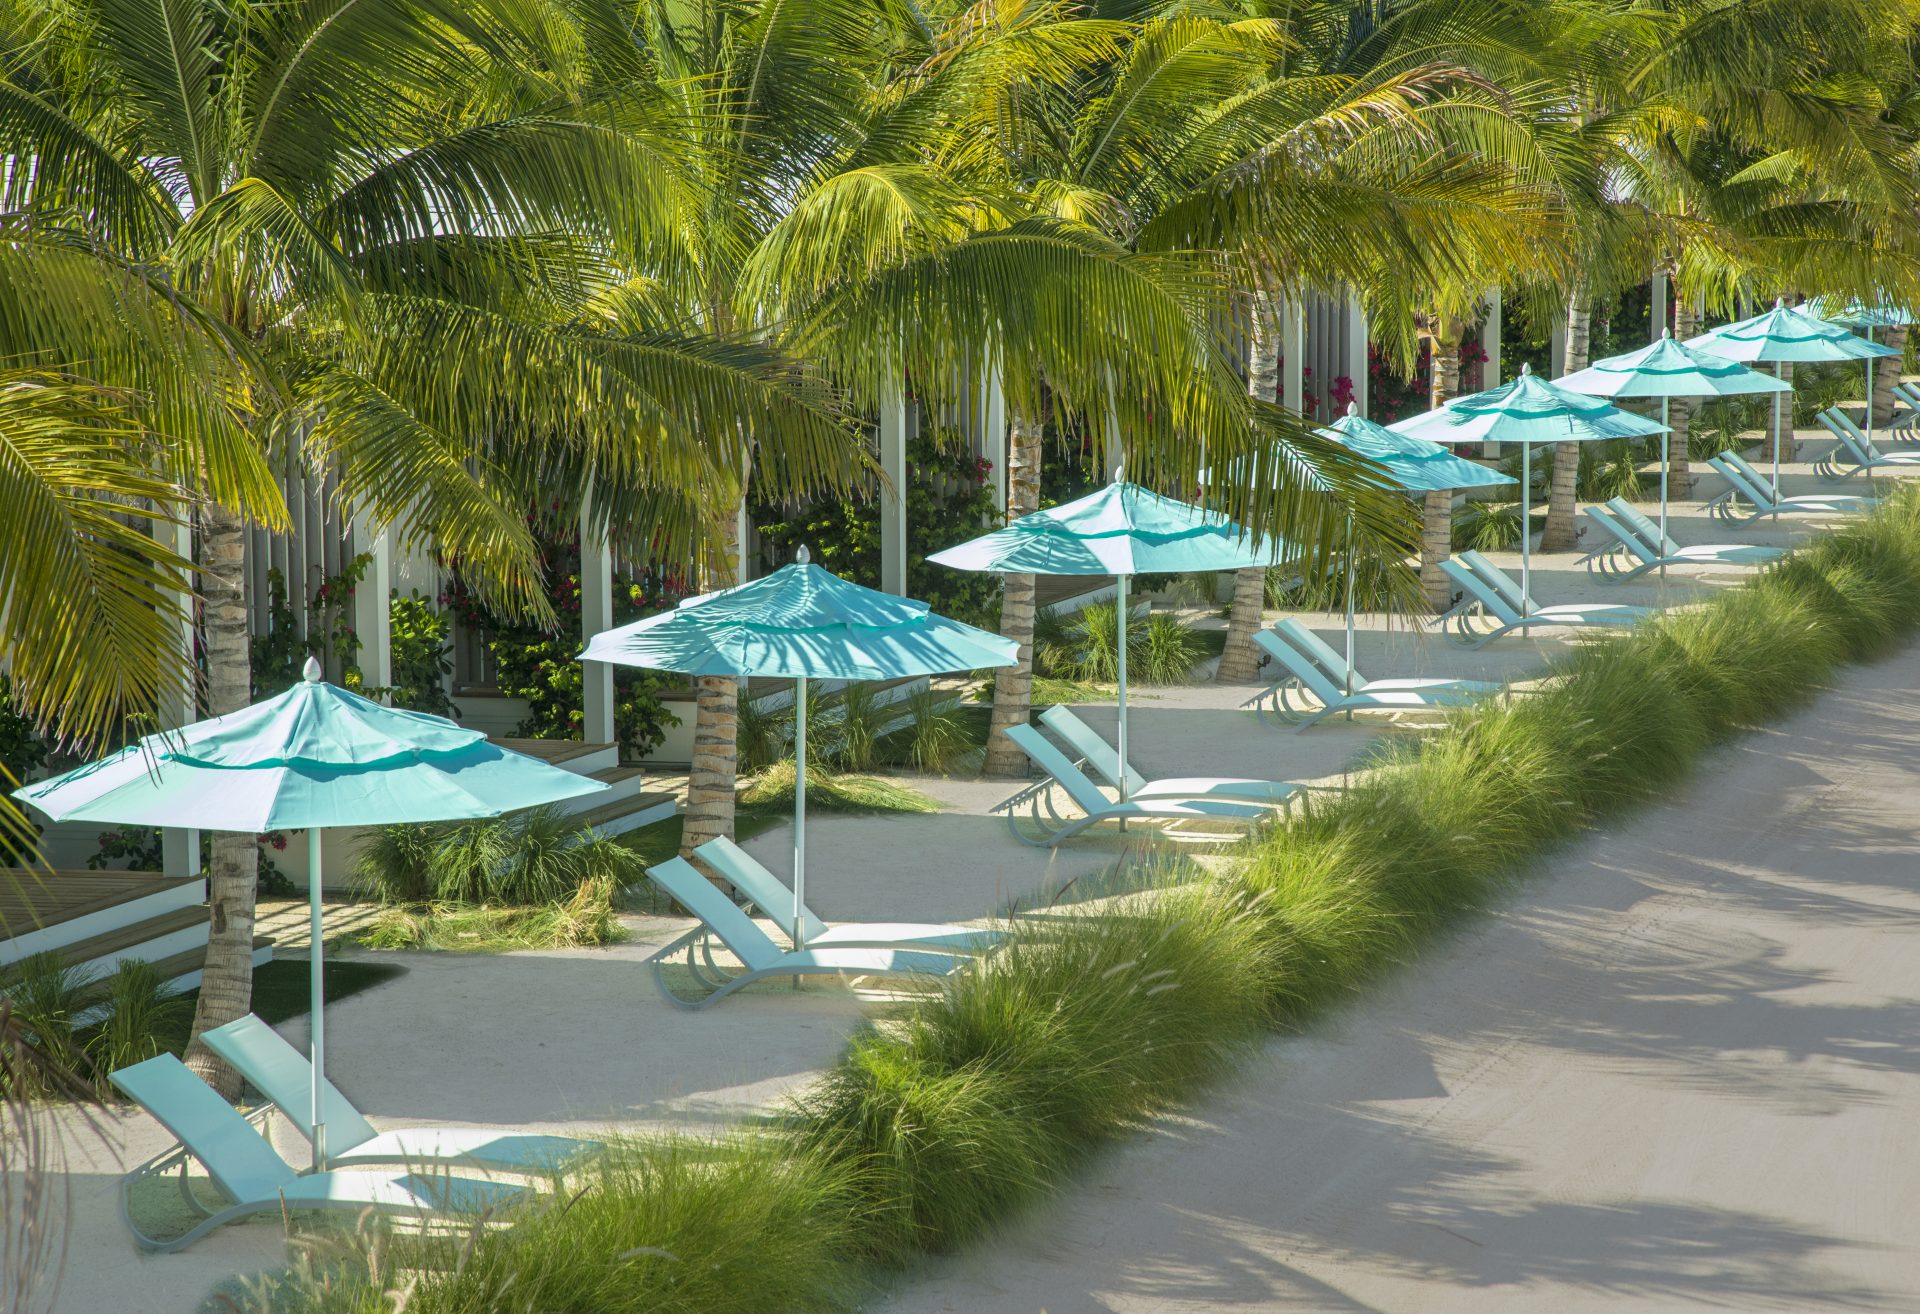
[879,364,908,595]
[1282,298,1305,414]
[1346,288,1369,418]
[161,516,200,878]
[579,494,615,745]
[351,515,392,698]
[981,350,1008,516]
[1481,288,1503,457]
[1650,269,1669,341]
[1102,366,1125,480]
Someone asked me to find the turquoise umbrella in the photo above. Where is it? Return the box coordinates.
[1388,364,1668,603]
[15,659,607,1168]
[1815,298,1915,449]
[1318,404,1514,688]
[581,551,1017,950]
[1684,299,1898,496]
[1560,330,1791,566]
[928,480,1297,810]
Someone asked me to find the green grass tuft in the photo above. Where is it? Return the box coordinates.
[738,762,941,815]
[795,870,1276,1261]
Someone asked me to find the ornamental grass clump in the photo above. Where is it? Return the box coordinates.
[795,872,1278,1262]
[230,1135,864,1314]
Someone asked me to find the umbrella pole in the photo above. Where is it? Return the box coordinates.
[1772,366,1784,499]
[1521,442,1532,605]
[1115,574,1129,826]
[1659,399,1670,584]
[307,827,327,1171]
[1344,513,1355,722]
[793,675,807,972]
[1866,327,1874,448]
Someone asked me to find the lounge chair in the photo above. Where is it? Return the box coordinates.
[1246,627,1496,730]
[690,836,1002,954]
[1814,407,1920,479]
[201,1015,600,1175]
[1436,552,1652,647]
[1267,618,1499,697]
[995,722,1268,846]
[109,1054,526,1253]
[1036,705,1301,808]
[1578,499,1786,582]
[645,857,965,1009]
[1705,450,1878,524]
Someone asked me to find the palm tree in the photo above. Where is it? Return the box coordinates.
[0,0,855,1090]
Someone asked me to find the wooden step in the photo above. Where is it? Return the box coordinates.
[573,790,679,838]
[34,905,210,973]
[140,935,276,992]
[490,738,613,768]
[0,871,202,936]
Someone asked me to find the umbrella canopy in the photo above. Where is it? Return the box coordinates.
[1388,364,1667,601]
[1686,299,1901,363]
[1815,298,1914,329]
[924,480,1297,577]
[1387,363,1669,447]
[15,659,607,1171]
[930,481,1296,810]
[580,558,1018,680]
[1685,299,1899,494]
[1559,331,1793,553]
[1324,403,1517,493]
[583,551,1017,954]
[1559,330,1795,402]
[17,678,604,830]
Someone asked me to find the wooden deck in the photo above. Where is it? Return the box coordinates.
[488,737,615,767]
[0,870,201,937]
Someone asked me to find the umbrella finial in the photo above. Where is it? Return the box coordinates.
[1519,362,1533,375]
[302,655,322,684]
[1662,327,1673,338]
[1345,401,1358,416]
[795,544,811,565]
[1112,462,1125,485]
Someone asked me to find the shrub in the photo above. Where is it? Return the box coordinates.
[359,875,624,951]
[1576,439,1648,502]
[795,871,1277,1262]
[85,960,189,1076]
[898,685,974,773]
[381,593,457,717]
[354,806,642,907]
[228,1135,865,1314]
[737,762,940,815]
[1452,499,1522,552]
[1271,556,1413,612]
[1034,601,1208,685]
[0,953,187,1097]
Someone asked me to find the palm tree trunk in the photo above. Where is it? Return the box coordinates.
[1667,298,1699,501]
[1874,327,1909,427]
[183,502,258,1100]
[681,506,743,860]
[1422,320,1463,611]
[1220,291,1280,681]
[1541,296,1589,551]
[984,410,1042,778]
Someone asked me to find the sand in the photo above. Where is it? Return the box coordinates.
[27,447,1918,1312]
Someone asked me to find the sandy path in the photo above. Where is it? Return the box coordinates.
[879,643,1920,1313]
